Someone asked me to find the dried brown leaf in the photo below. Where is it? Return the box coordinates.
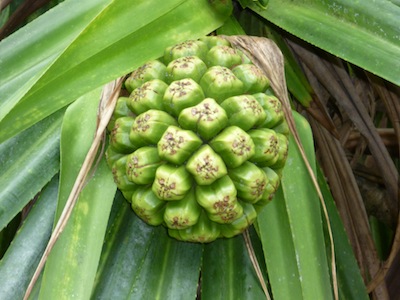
[310,119,389,299]
[288,40,398,210]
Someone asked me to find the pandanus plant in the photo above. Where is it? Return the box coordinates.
[0,0,398,299]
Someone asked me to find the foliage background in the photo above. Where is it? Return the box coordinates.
[0,0,398,299]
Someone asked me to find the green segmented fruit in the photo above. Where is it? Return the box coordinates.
[206,45,242,68]
[163,189,201,229]
[109,117,137,153]
[221,95,266,130]
[157,125,203,165]
[152,164,192,201]
[248,128,280,167]
[219,200,257,238]
[164,39,209,64]
[126,146,163,185]
[129,79,167,114]
[253,92,285,128]
[107,97,134,131]
[110,156,138,192]
[129,109,177,146]
[186,145,227,185]
[200,66,244,103]
[232,64,270,94]
[106,36,289,243]
[195,175,243,224]
[209,126,255,168]
[178,98,228,140]
[125,60,167,93]
[163,78,205,116]
[165,56,207,83]
[228,161,269,204]
[131,186,165,226]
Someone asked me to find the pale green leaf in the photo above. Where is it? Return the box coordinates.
[38,88,116,300]
[258,187,303,299]
[258,111,333,299]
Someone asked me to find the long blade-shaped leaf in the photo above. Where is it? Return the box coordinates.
[37,88,116,299]
[92,193,203,299]
[201,231,267,299]
[0,176,58,300]
[243,0,400,86]
[0,0,110,121]
[0,109,63,230]
[258,111,333,299]
[318,167,369,300]
[258,186,302,299]
[0,0,231,143]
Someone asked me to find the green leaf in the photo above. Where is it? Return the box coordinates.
[0,109,63,230]
[257,111,333,299]
[217,15,246,35]
[0,5,10,27]
[38,88,116,299]
[0,0,111,124]
[244,0,400,85]
[318,167,369,300]
[0,176,58,300]
[201,231,267,299]
[0,0,231,143]
[92,192,203,299]
[258,187,303,299]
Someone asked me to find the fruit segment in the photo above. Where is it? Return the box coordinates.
[168,211,221,243]
[248,128,280,167]
[232,64,270,94]
[229,162,269,204]
[195,175,243,224]
[109,117,136,153]
[178,98,228,140]
[219,200,257,238]
[253,92,285,128]
[157,125,202,165]
[186,145,227,185]
[164,39,208,64]
[221,95,266,130]
[131,186,165,226]
[163,79,205,117]
[209,126,255,168]
[164,189,201,229]
[125,60,167,93]
[206,45,242,68]
[166,56,207,83]
[110,156,138,192]
[129,79,167,114]
[152,164,192,201]
[126,147,163,185]
[271,133,289,169]
[200,66,244,103]
[129,109,177,146]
